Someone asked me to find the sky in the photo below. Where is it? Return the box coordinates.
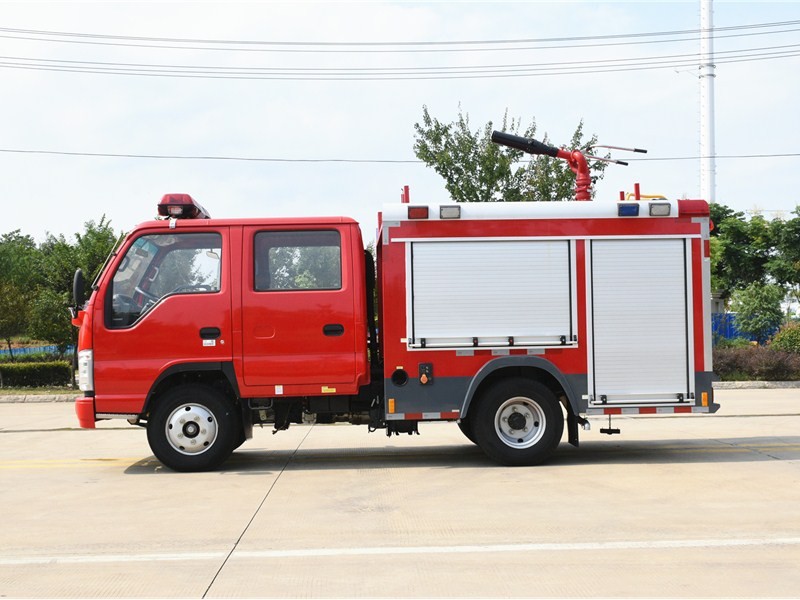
[1,0,799,246]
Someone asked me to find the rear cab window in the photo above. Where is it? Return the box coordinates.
[254,230,342,292]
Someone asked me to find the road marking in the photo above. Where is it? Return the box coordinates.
[236,537,800,558]
[2,537,800,566]
[0,457,148,470]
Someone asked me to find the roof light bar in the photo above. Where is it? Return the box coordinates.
[157,194,211,220]
[618,203,640,217]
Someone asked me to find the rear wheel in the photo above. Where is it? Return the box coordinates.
[472,377,563,466]
[147,384,240,472]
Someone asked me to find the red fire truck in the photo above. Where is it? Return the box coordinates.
[70,132,718,471]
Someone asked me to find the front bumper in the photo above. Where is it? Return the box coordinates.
[75,397,96,429]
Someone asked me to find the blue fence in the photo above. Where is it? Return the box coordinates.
[0,345,74,357]
[712,313,779,343]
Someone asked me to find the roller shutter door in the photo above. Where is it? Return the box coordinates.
[590,239,691,404]
[409,240,573,348]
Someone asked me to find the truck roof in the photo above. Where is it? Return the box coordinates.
[381,199,709,222]
[133,215,361,230]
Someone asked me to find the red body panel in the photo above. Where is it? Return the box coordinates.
[80,216,368,418]
[237,223,368,397]
[75,202,714,426]
[378,215,705,381]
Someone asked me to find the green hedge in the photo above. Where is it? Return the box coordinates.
[714,346,800,381]
[0,352,63,364]
[0,361,73,387]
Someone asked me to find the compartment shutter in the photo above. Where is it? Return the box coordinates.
[590,238,690,403]
[410,240,572,348]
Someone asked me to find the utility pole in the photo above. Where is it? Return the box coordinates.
[699,0,716,204]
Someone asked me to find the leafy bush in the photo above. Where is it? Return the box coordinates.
[714,336,753,349]
[714,346,800,381]
[0,352,63,364]
[0,361,72,387]
[771,322,800,354]
[730,283,785,344]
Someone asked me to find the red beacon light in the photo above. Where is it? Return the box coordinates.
[157,194,211,220]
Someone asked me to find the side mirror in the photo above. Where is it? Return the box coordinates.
[73,268,86,308]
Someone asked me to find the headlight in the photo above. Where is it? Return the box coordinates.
[78,350,94,392]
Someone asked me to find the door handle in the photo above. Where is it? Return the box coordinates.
[200,327,221,340]
[323,324,345,337]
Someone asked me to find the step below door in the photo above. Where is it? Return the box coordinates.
[589,238,692,405]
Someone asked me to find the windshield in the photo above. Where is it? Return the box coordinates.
[91,231,127,291]
[109,232,222,328]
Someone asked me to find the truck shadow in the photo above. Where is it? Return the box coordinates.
[123,435,800,474]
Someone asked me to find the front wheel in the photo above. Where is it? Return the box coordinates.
[472,377,564,466]
[147,384,240,472]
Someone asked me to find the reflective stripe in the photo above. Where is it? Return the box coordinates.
[386,411,460,421]
[586,406,711,416]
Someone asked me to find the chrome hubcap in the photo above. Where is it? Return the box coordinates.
[494,396,546,449]
[165,403,218,455]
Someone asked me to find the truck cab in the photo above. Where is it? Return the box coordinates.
[74,194,375,470]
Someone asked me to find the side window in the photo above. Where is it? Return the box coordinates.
[254,231,341,291]
[109,232,222,328]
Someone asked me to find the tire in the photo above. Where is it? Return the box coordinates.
[147,384,240,472]
[472,377,564,466]
[457,417,478,445]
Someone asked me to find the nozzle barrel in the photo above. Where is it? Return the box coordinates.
[491,131,560,158]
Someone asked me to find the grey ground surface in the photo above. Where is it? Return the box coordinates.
[0,388,798,598]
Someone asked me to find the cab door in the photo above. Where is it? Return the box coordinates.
[240,225,359,391]
[92,229,232,414]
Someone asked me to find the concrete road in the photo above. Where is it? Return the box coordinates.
[0,388,799,598]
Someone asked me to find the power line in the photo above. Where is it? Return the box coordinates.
[1,47,798,80]
[0,148,420,163]
[1,148,798,163]
[3,42,799,75]
[1,19,798,46]
[0,22,798,54]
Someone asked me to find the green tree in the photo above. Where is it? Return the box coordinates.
[731,283,786,344]
[768,208,800,308]
[0,281,30,359]
[0,230,40,293]
[38,234,80,297]
[75,216,119,283]
[413,105,606,203]
[0,231,39,355]
[22,218,118,357]
[27,288,73,357]
[708,203,743,238]
[711,208,783,300]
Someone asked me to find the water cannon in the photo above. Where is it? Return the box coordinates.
[491,131,648,201]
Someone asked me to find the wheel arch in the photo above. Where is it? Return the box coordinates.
[143,361,251,441]
[142,361,241,412]
[461,356,580,419]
